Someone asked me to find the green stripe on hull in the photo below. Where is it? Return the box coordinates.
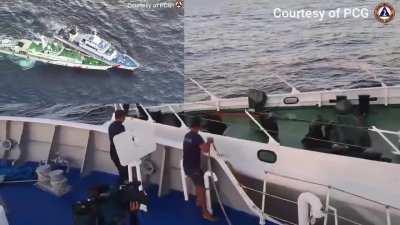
[27,41,108,66]
[193,104,400,164]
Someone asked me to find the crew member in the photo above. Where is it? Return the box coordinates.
[108,110,128,182]
[183,117,217,221]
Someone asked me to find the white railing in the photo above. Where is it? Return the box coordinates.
[247,171,400,225]
[245,110,280,146]
[369,126,400,155]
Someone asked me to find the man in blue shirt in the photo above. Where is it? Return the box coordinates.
[108,110,128,182]
[183,117,217,221]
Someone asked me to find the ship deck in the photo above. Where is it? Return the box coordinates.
[1,168,271,225]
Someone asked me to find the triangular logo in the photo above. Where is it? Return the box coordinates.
[380,6,390,17]
[374,3,395,23]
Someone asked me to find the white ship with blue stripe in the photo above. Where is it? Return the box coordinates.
[55,26,140,71]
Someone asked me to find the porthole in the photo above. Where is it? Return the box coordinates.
[283,96,299,105]
[257,150,277,163]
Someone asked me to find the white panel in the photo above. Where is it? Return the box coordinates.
[91,150,117,174]
[24,123,55,142]
[20,123,55,163]
[0,121,7,140]
[81,131,110,175]
[56,127,90,147]
[92,131,109,152]
[114,119,157,166]
[8,121,24,143]
[22,141,53,163]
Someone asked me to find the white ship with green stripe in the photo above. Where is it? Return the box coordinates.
[0,38,113,70]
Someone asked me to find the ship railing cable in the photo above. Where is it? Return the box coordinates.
[242,184,390,225]
[271,74,301,94]
[206,144,233,225]
[266,172,400,212]
[207,144,307,225]
[207,143,399,225]
[265,171,400,225]
[207,144,285,225]
[359,64,387,88]
[184,76,222,110]
[240,184,364,225]
[245,110,280,145]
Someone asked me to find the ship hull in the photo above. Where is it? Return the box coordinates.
[0,49,111,71]
[2,86,400,224]
[55,36,139,71]
[1,116,398,224]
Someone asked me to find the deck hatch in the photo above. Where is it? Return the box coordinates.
[257,149,277,163]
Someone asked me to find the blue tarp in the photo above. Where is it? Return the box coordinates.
[0,164,36,182]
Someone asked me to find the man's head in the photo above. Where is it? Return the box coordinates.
[190,117,202,132]
[115,110,126,122]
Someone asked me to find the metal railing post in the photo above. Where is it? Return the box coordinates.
[386,206,392,225]
[261,178,267,213]
[323,187,331,225]
[244,110,279,145]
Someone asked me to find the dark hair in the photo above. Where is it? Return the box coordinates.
[190,117,202,128]
[115,110,126,120]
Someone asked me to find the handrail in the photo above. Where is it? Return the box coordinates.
[209,144,283,225]
[242,184,364,225]
[244,110,280,145]
[186,77,219,101]
[167,105,187,129]
[272,74,301,94]
[369,126,400,155]
[123,84,400,115]
[265,171,400,212]
[241,173,397,225]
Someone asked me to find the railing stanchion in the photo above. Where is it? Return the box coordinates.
[261,177,267,213]
[323,187,331,225]
[386,206,392,225]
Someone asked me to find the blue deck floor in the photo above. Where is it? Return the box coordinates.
[1,169,274,225]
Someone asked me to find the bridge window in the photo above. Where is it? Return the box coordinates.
[257,150,277,163]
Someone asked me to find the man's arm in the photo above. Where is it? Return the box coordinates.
[200,137,213,153]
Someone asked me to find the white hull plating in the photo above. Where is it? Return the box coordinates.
[178,85,400,113]
[0,49,112,71]
[2,85,400,225]
[55,37,139,71]
[116,116,400,224]
[0,117,114,175]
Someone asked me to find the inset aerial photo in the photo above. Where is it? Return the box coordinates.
[0,0,183,113]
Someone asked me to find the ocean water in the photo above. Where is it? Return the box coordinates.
[0,0,183,123]
[185,0,400,101]
[2,0,400,124]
